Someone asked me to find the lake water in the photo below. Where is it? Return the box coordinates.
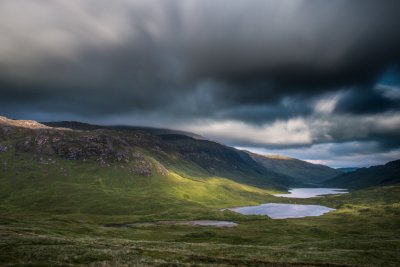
[229,188,346,219]
[273,188,348,198]
[187,220,237,227]
[230,203,335,219]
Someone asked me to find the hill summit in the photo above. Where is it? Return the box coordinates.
[0,116,50,129]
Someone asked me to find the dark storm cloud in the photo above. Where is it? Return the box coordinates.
[183,0,400,91]
[334,87,400,114]
[0,0,400,164]
[1,0,400,116]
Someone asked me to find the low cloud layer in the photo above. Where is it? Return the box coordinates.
[1,0,400,166]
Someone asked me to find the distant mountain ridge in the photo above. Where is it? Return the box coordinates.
[336,167,359,173]
[43,121,206,140]
[325,160,400,189]
[247,152,342,186]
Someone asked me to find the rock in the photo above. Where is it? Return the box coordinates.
[129,156,153,176]
[0,126,12,136]
[38,157,56,164]
[155,161,169,176]
[13,132,133,164]
[0,144,8,152]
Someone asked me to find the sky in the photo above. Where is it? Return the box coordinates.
[1,0,400,168]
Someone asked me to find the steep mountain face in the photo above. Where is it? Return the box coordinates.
[247,153,342,186]
[325,160,400,189]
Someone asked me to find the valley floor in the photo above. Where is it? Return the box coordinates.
[1,186,400,266]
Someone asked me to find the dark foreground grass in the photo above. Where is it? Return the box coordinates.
[1,186,400,266]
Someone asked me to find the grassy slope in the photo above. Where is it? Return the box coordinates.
[157,134,292,190]
[1,147,399,266]
[0,186,399,266]
[0,152,280,221]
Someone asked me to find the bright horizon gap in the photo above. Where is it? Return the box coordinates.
[236,146,400,169]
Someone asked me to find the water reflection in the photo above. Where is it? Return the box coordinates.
[231,203,335,219]
[274,188,348,198]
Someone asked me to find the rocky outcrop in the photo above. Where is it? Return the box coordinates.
[129,152,152,176]
[0,117,167,177]
[15,133,133,163]
[154,161,169,176]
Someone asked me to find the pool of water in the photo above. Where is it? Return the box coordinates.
[105,220,237,228]
[273,188,348,198]
[230,203,335,219]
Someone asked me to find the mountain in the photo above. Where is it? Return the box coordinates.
[0,115,347,216]
[0,115,295,216]
[247,152,342,186]
[336,167,359,173]
[325,160,400,189]
[2,116,399,266]
[40,119,292,189]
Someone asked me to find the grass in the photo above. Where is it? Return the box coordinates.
[1,149,400,266]
[1,196,399,266]
[0,152,280,218]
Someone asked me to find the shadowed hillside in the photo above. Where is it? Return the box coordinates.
[336,167,359,173]
[247,152,342,186]
[325,160,400,189]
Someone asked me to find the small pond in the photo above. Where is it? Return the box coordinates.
[105,220,237,228]
[273,188,348,198]
[230,203,335,219]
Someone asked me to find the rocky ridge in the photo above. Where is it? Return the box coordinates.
[0,116,166,177]
[0,116,51,129]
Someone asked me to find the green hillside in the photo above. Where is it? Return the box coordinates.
[248,152,342,186]
[1,116,400,266]
[1,183,399,266]
[0,116,289,217]
[325,160,400,189]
